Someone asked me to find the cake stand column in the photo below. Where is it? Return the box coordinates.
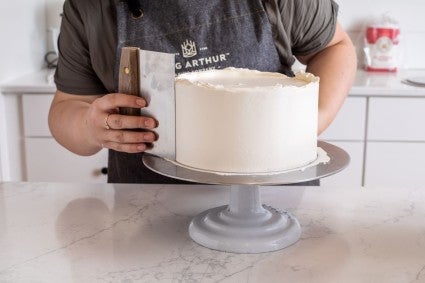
[229,185,266,215]
[189,185,301,253]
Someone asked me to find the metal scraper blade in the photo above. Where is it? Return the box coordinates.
[138,49,176,160]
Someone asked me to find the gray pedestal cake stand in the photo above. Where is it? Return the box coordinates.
[143,141,350,254]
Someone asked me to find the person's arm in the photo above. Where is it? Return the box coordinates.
[297,22,357,135]
[48,91,157,156]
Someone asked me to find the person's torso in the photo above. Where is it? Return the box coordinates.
[85,0,294,95]
[116,0,283,76]
[110,0,286,183]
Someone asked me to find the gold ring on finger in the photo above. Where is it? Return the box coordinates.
[104,113,112,130]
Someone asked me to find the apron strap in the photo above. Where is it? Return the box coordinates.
[126,0,144,18]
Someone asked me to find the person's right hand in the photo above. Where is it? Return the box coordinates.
[86,93,158,153]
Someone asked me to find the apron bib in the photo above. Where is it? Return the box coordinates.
[108,0,318,185]
[115,0,283,75]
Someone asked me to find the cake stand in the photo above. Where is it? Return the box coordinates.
[143,141,349,253]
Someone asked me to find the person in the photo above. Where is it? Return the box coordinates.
[48,0,357,184]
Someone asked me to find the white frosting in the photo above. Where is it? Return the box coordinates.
[175,68,319,173]
[168,147,330,176]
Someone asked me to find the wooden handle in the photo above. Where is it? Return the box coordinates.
[118,47,140,116]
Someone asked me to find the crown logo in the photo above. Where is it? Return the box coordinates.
[181,39,197,58]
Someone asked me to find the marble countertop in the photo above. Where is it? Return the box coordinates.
[1,182,424,282]
[351,69,425,96]
[0,69,56,94]
[1,69,425,97]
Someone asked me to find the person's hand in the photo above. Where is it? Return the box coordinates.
[86,93,157,153]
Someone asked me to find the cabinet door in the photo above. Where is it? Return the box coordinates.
[368,97,425,141]
[364,142,425,187]
[320,141,364,186]
[25,138,108,183]
[22,94,54,137]
[319,97,367,141]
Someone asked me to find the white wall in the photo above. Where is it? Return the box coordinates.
[336,0,425,32]
[0,0,424,181]
[0,0,63,180]
[0,0,47,83]
[0,0,423,79]
[0,0,46,181]
[336,0,425,69]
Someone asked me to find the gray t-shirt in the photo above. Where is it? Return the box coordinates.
[54,0,338,94]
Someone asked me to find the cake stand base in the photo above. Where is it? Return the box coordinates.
[189,185,300,253]
[143,141,350,254]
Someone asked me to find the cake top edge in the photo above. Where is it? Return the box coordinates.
[175,67,319,90]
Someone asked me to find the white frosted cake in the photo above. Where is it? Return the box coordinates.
[175,68,319,174]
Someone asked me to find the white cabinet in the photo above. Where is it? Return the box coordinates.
[364,97,425,186]
[22,94,53,136]
[367,97,425,141]
[21,94,108,183]
[322,96,425,187]
[319,97,367,186]
[365,142,425,187]
[320,97,367,141]
[25,138,107,182]
[12,93,108,183]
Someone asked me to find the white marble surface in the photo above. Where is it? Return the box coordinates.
[1,182,425,282]
[351,69,425,96]
[0,69,56,94]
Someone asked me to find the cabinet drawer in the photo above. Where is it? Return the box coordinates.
[25,138,108,183]
[22,94,54,137]
[368,97,425,141]
[320,141,364,186]
[319,97,366,141]
[364,142,425,187]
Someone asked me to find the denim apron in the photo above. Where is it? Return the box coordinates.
[108,0,318,185]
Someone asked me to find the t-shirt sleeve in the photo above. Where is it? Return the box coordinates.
[278,0,339,56]
[54,0,108,94]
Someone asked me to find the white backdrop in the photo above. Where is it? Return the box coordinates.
[336,0,425,69]
[0,0,424,182]
[0,0,46,83]
[0,0,424,84]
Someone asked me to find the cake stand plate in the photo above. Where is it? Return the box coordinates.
[143,141,348,185]
[143,141,350,253]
